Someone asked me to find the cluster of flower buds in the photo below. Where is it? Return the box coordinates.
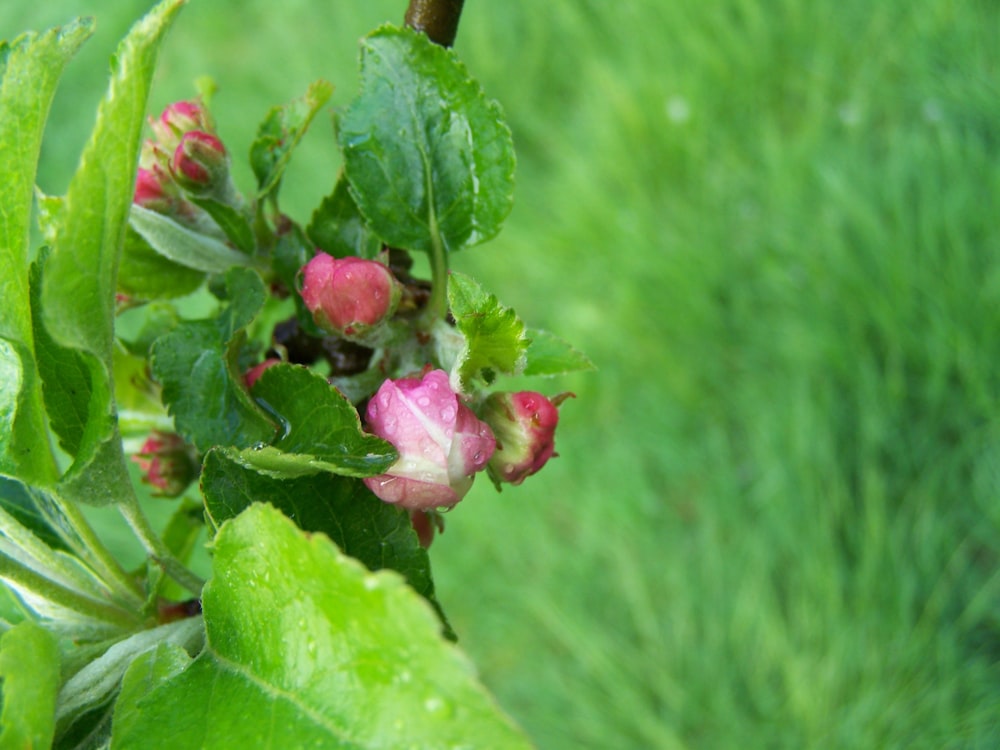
[133,99,240,225]
[131,431,199,498]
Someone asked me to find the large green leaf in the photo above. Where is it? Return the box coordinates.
[0,18,93,483]
[150,267,276,453]
[201,449,440,618]
[239,363,396,478]
[38,0,186,503]
[110,504,531,749]
[339,25,515,255]
[448,271,529,389]
[0,621,61,749]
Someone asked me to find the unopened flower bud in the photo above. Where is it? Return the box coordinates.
[151,99,214,152]
[133,166,177,213]
[171,131,229,195]
[300,253,401,342]
[364,369,495,510]
[482,391,570,485]
[131,431,199,498]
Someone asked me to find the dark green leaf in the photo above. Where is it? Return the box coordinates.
[0,18,93,484]
[202,449,440,612]
[524,328,596,377]
[250,79,333,202]
[271,220,323,337]
[339,26,515,255]
[448,271,528,388]
[0,621,61,749]
[239,364,396,478]
[129,205,261,274]
[110,504,531,749]
[0,476,66,551]
[307,172,382,259]
[150,268,277,453]
[119,225,206,301]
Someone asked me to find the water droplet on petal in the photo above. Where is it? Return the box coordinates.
[440,406,456,422]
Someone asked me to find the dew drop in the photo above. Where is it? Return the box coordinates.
[440,406,456,422]
[363,576,379,591]
[383,417,398,436]
[417,395,431,407]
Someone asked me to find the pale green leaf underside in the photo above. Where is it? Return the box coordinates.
[0,621,61,749]
[111,504,531,749]
[339,25,515,255]
[129,204,260,273]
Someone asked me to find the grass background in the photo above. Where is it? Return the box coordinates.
[5,0,1000,746]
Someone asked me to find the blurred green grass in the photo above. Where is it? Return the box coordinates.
[5,0,1000,746]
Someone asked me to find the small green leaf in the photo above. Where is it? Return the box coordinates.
[238,364,396,478]
[119,225,206,301]
[0,476,66,552]
[0,621,61,750]
[201,450,442,617]
[150,268,277,453]
[129,205,261,274]
[339,25,515,255]
[524,328,596,377]
[448,271,529,388]
[110,504,531,749]
[307,172,382,259]
[250,79,333,202]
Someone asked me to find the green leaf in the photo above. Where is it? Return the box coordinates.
[129,204,260,274]
[201,449,443,615]
[0,621,61,749]
[524,328,596,377]
[448,271,529,388]
[119,225,206,301]
[110,504,531,749]
[0,476,66,552]
[238,364,396,478]
[270,220,323,337]
[0,18,93,484]
[40,0,186,503]
[307,172,382,259]
[250,79,333,202]
[111,642,192,744]
[150,268,277,453]
[190,197,256,254]
[339,25,515,255]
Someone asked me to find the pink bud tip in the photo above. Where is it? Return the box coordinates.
[244,358,282,389]
[482,391,568,485]
[131,431,198,498]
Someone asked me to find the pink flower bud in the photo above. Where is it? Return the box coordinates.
[131,431,199,498]
[300,253,401,341]
[244,358,281,389]
[363,369,495,510]
[151,99,214,152]
[171,131,228,195]
[133,167,176,212]
[481,391,569,485]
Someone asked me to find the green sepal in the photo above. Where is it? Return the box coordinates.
[150,267,277,453]
[250,79,333,203]
[339,25,515,255]
[448,271,529,389]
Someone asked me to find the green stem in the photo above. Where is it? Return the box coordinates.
[424,209,450,325]
[0,555,141,631]
[118,495,204,596]
[45,493,145,607]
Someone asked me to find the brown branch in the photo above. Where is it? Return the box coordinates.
[404,0,466,47]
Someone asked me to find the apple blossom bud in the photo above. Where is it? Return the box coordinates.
[133,167,176,213]
[300,253,401,342]
[171,131,229,195]
[363,369,495,510]
[244,358,281,389]
[131,431,199,498]
[481,391,569,485]
[151,99,214,152]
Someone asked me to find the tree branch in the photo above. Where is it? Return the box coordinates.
[404,0,466,47]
